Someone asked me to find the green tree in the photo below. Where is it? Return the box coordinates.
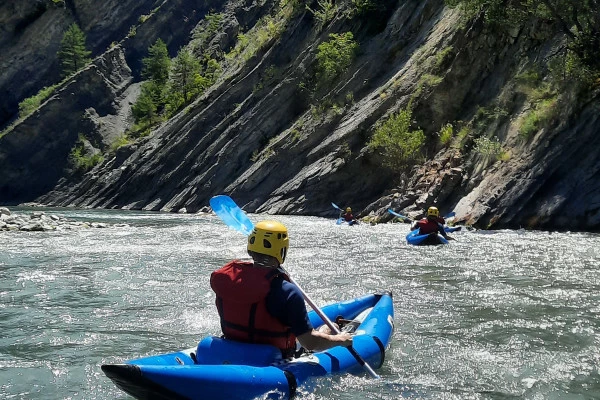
[306,0,337,24]
[167,48,210,110]
[132,81,160,124]
[58,23,92,77]
[203,56,222,83]
[368,109,425,172]
[142,39,171,85]
[132,39,171,125]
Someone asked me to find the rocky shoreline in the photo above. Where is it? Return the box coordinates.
[0,207,123,232]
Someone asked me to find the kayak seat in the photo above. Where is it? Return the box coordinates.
[195,336,283,366]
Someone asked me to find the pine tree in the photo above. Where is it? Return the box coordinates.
[131,39,171,125]
[132,81,160,124]
[142,39,171,86]
[167,48,209,110]
[58,23,92,77]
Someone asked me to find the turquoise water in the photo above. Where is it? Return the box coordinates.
[1,208,599,399]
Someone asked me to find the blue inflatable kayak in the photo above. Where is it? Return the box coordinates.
[336,217,358,225]
[406,226,461,245]
[102,292,394,400]
[406,229,448,245]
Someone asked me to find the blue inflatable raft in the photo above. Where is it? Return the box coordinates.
[336,217,358,225]
[406,226,460,246]
[102,291,394,400]
[406,230,448,245]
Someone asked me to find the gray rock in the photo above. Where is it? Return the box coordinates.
[21,223,44,232]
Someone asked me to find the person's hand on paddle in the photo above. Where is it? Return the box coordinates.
[333,332,354,347]
[321,324,354,345]
[298,328,353,350]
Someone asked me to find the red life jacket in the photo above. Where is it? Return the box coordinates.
[415,218,442,234]
[210,260,296,355]
[343,212,354,222]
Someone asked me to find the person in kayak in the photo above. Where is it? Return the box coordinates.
[341,207,359,225]
[411,206,454,240]
[210,220,353,358]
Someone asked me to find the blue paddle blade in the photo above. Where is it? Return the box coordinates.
[445,225,461,233]
[331,202,342,211]
[387,209,406,219]
[209,195,255,236]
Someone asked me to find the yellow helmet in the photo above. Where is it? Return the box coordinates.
[346,207,352,212]
[247,220,289,264]
[427,206,439,218]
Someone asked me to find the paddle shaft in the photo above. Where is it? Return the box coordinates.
[388,209,456,223]
[286,274,380,379]
[387,209,411,221]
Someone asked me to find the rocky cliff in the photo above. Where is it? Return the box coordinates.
[1,0,599,232]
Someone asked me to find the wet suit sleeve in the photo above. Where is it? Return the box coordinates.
[267,279,313,336]
[437,222,448,236]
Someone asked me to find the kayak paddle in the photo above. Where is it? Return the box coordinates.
[387,209,412,222]
[210,195,381,379]
[209,195,254,235]
[388,209,456,221]
[331,202,343,211]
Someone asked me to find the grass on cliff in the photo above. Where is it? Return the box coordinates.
[18,85,59,118]
[518,96,559,140]
[224,0,301,68]
[0,82,62,138]
[225,15,285,63]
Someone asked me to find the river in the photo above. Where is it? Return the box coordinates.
[1,208,599,399]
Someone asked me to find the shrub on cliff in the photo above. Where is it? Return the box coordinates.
[368,108,425,173]
[316,32,358,86]
[69,134,103,172]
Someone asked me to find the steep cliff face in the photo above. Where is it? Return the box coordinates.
[0,0,213,129]
[453,101,600,231]
[1,0,599,231]
[0,0,224,202]
[0,46,134,203]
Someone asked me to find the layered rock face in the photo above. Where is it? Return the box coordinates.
[0,0,219,202]
[0,46,134,203]
[0,0,212,129]
[1,0,599,231]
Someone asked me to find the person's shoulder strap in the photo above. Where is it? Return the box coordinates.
[266,267,290,281]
